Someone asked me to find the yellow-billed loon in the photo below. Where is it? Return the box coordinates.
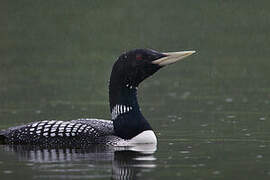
[0,49,195,147]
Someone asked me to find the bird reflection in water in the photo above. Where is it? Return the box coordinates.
[2,144,157,180]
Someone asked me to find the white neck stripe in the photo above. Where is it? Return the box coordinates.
[111,104,133,120]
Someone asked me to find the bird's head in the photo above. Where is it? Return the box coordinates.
[111,49,196,87]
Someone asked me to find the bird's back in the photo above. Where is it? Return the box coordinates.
[0,119,114,147]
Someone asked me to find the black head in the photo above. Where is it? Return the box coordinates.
[110,49,166,87]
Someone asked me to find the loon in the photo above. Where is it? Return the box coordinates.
[0,49,195,147]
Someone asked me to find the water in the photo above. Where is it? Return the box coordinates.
[1,0,270,179]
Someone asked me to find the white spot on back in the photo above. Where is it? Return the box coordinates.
[75,124,81,128]
[48,121,56,124]
[60,124,66,128]
[67,124,74,128]
[61,122,69,126]
[52,124,59,129]
[32,123,38,127]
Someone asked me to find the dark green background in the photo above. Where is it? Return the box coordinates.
[1,0,270,179]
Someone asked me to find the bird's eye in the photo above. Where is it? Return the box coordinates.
[136,54,143,60]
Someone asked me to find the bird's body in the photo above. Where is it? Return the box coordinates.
[0,49,195,147]
[1,119,114,147]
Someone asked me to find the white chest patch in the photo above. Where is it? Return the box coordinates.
[111,104,133,120]
[115,130,157,146]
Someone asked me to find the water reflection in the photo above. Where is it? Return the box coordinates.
[2,144,157,180]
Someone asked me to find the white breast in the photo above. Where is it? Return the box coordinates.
[115,130,157,146]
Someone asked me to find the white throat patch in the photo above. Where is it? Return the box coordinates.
[111,104,133,120]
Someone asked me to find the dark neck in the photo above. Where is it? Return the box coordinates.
[109,79,152,139]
